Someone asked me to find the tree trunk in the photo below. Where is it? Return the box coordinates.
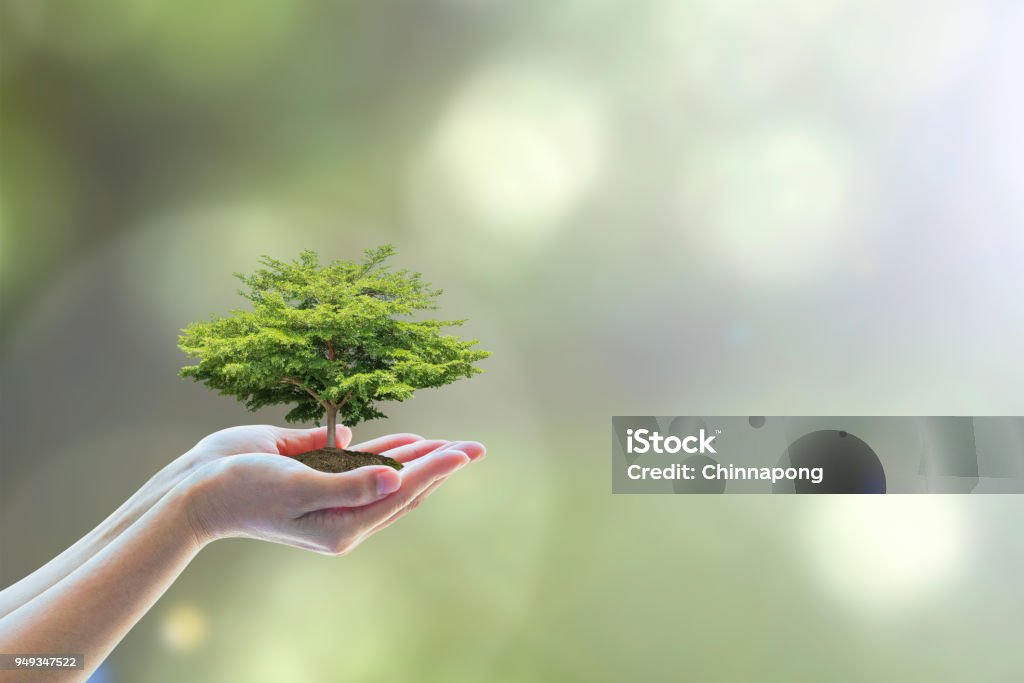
[326,406,338,449]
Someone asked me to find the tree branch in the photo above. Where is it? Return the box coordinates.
[281,378,332,409]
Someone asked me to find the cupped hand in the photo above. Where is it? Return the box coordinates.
[183,424,358,467]
[172,423,409,485]
[182,432,485,555]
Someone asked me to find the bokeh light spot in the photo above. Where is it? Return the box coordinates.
[412,63,607,244]
[159,601,209,652]
[803,497,969,614]
[677,124,855,286]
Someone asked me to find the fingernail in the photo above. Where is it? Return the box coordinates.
[377,471,401,495]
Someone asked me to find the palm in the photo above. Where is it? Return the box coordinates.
[189,434,485,555]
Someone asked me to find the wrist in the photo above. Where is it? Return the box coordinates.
[174,461,228,549]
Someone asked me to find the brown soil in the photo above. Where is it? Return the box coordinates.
[292,447,404,473]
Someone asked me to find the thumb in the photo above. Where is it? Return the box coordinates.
[273,425,353,456]
[296,466,401,511]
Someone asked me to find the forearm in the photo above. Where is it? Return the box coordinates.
[0,455,199,620]
[0,481,205,682]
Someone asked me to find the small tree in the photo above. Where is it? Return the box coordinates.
[179,246,489,449]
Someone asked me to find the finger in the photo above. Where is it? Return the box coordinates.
[295,465,402,511]
[448,440,486,462]
[351,447,470,526]
[367,476,449,535]
[381,439,450,463]
[349,433,423,454]
[273,425,353,455]
[363,445,483,534]
[382,440,485,464]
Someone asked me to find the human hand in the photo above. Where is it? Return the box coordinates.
[0,426,481,679]
[0,425,366,620]
[182,433,485,555]
[181,423,359,469]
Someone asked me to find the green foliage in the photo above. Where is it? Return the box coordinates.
[178,246,489,427]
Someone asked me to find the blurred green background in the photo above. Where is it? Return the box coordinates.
[2,1,1024,681]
